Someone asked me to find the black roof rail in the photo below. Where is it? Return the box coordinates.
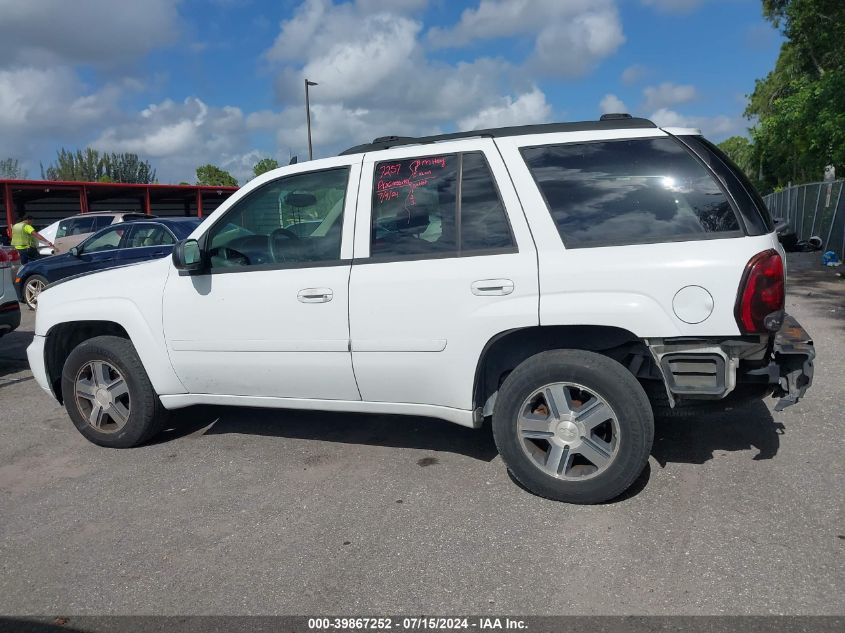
[339,116,655,155]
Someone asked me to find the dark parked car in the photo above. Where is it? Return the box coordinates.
[14,217,202,309]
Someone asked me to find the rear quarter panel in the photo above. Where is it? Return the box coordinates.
[495,130,781,337]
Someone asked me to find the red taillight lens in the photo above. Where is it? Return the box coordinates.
[0,249,9,269]
[735,249,784,333]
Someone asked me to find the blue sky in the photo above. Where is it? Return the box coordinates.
[0,0,782,184]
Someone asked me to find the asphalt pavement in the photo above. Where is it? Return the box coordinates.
[0,253,842,616]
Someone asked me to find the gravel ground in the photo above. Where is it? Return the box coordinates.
[0,252,842,616]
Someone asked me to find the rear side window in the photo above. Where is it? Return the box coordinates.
[370,152,514,259]
[126,225,175,248]
[521,137,741,248]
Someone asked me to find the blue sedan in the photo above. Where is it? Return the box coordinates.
[15,217,202,309]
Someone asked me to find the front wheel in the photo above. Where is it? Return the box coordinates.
[61,335,168,448]
[23,274,48,310]
[493,350,654,504]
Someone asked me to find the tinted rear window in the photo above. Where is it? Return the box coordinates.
[521,137,741,248]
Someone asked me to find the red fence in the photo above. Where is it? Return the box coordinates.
[2,179,238,237]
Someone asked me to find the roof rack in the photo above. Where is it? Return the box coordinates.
[339,116,655,155]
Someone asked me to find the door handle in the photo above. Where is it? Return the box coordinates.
[471,279,514,296]
[297,288,333,303]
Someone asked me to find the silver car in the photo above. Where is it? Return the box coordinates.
[0,247,21,336]
[51,211,150,254]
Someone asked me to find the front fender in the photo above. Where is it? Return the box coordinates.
[34,260,187,396]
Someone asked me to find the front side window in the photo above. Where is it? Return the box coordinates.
[370,152,514,259]
[521,137,741,248]
[207,167,349,270]
[82,226,127,253]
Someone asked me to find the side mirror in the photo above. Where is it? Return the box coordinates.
[69,246,80,257]
[172,239,204,273]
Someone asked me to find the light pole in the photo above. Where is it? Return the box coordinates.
[305,79,318,161]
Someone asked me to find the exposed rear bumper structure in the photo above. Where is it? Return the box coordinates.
[646,314,814,411]
[758,315,815,411]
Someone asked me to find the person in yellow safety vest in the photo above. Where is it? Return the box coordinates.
[11,215,54,266]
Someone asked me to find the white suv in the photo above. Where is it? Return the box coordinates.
[27,116,815,503]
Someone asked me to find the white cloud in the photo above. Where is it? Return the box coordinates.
[428,0,624,78]
[355,0,428,12]
[0,66,137,175]
[621,64,649,85]
[649,108,744,140]
[262,0,558,157]
[642,82,697,110]
[599,94,628,114]
[91,98,260,184]
[0,0,181,68]
[641,0,705,13]
[459,88,552,130]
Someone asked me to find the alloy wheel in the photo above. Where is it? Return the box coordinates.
[24,278,45,309]
[517,382,620,480]
[74,361,132,433]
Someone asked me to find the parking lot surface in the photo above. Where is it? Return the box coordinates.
[1,253,843,616]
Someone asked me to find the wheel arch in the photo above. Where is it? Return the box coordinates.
[45,321,130,403]
[40,304,187,403]
[472,325,659,414]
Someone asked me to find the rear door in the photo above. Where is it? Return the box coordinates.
[348,140,539,411]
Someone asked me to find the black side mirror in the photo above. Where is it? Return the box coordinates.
[172,239,204,274]
[69,246,80,257]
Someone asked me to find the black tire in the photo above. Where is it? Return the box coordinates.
[22,274,48,310]
[61,335,168,448]
[492,350,654,504]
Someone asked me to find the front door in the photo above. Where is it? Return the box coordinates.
[62,224,126,277]
[162,159,362,400]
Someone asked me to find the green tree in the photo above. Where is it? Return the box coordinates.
[41,148,156,183]
[101,152,156,183]
[253,157,280,178]
[745,0,845,189]
[0,158,27,179]
[718,136,757,183]
[195,164,238,187]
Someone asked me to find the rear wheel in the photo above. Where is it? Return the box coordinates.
[61,336,168,448]
[23,274,48,310]
[493,350,654,504]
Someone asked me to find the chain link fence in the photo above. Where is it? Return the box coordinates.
[763,180,844,256]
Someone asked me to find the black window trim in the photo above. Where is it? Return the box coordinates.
[519,135,747,250]
[360,150,519,264]
[199,164,352,275]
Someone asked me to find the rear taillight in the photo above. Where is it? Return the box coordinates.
[734,249,784,333]
[0,250,9,269]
